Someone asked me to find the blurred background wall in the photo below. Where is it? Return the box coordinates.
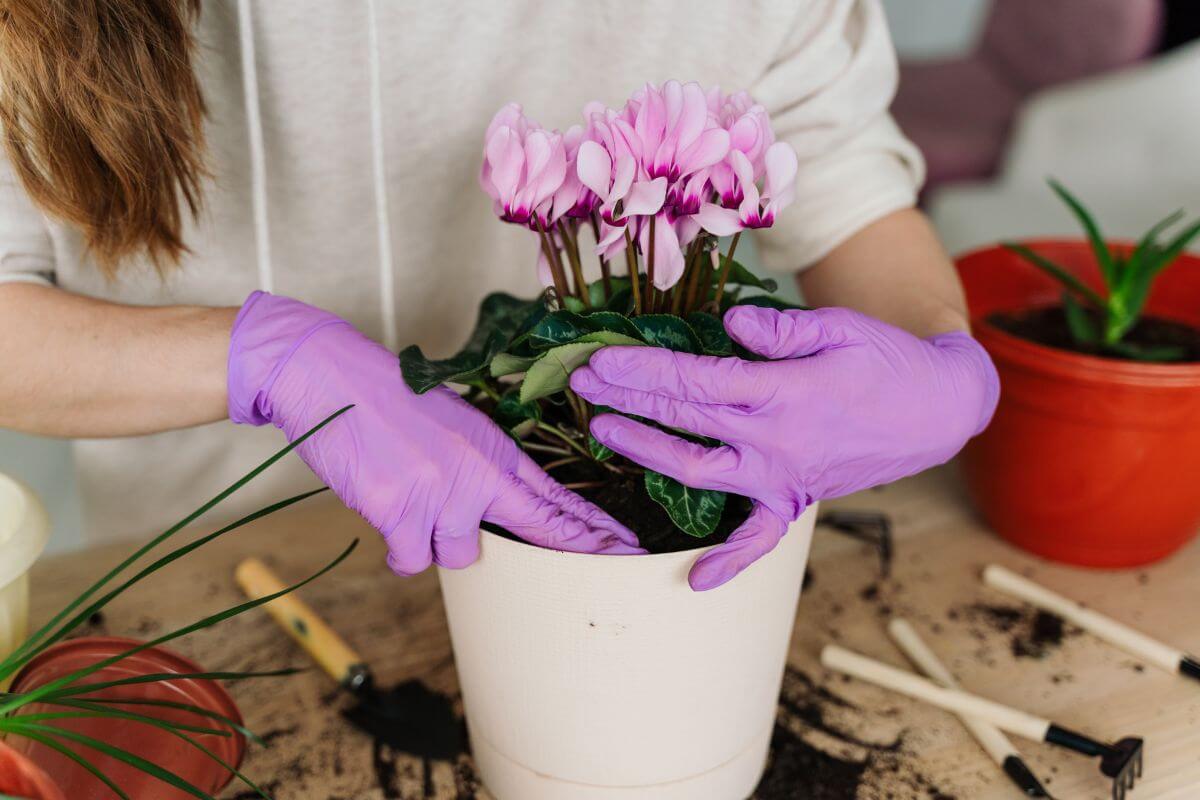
[4,0,1199,554]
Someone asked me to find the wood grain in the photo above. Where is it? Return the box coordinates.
[26,466,1200,799]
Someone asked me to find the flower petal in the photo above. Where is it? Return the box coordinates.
[763,141,798,206]
[696,203,744,236]
[484,126,524,206]
[577,140,613,199]
[623,177,668,217]
[678,128,731,175]
[651,213,686,290]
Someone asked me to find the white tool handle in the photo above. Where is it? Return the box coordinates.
[821,645,1052,743]
[984,564,1182,673]
[888,619,1017,766]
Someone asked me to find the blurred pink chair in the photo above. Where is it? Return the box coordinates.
[893,0,1164,197]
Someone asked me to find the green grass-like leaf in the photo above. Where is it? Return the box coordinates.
[0,726,131,800]
[1002,243,1107,310]
[1048,179,1117,289]
[0,405,352,682]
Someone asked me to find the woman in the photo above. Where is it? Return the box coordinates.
[0,0,996,589]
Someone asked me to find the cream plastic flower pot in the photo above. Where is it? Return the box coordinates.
[0,474,51,679]
[439,504,816,800]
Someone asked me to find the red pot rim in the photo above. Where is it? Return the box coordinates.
[9,636,245,753]
[959,240,1200,388]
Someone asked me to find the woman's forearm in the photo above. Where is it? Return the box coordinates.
[798,208,969,338]
[0,283,236,437]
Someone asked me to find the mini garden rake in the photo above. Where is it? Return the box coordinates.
[822,645,1144,800]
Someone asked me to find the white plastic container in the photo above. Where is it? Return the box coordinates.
[0,474,51,671]
[439,505,816,800]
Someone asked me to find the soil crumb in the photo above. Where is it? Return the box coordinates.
[961,603,1077,660]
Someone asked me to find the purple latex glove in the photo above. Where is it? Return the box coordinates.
[570,306,999,591]
[228,292,642,575]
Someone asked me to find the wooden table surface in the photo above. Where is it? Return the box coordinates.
[27,466,1200,799]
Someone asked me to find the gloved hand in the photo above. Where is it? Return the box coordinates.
[228,292,643,575]
[570,305,998,591]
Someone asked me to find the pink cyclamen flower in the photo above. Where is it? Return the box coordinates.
[710,92,776,208]
[696,142,798,235]
[629,80,730,184]
[481,109,567,228]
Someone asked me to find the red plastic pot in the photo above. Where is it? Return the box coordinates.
[6,637,246,800]
[0,739,65,800]
[958,240,1200,567]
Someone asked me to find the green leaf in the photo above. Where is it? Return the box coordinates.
[489,352,537,377]
[0,406,352,682]
[717,259,778,293]
[495,392,541,438]
[1106,339,1188,362]
[400,293,547,392]
[605,286,634,313]
[1061,292,1099,345]
[519,341,605,404]
[644,472,726,538]
[580,310,643,340]
[563,296,587,313]
[5,721,218,799]
[588,406,616,461]
[0,727,131,800]
[632,315,703,353]
[730,295,807,311]
[529,310,594,348]
[1002,243,1107,310]
[589,277,631,308]
[1,540,357,717]
[1048,179,1117,289]
[686,312,733,355]
[464,293,545,353]
[67,697,265,747]
[577,331,643,346]
[399,331,503,394]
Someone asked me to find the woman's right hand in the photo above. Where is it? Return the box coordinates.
[226,292,643,575]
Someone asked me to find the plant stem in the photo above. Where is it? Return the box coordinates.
[535,218,571,308]
[543,456,583,471]
[522,441,573,457]
[558,221,590,307]
[563,481,605,491]
[535,422,591,459]
[680,238,705,314]
[645,215,657,311]
[624,228,643,315]
[590,214,612,300]
[712,231,742,307]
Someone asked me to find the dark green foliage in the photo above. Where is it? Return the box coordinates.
[398,261,787,540]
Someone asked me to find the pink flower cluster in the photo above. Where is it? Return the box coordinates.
[480,81,798,291]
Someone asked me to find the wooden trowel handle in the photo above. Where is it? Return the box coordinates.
[235,557,367,687]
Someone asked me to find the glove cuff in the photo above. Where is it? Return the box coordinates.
[227,291,349,426]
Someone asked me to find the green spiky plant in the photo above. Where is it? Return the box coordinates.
[0,407,356,800]
[1004,180,1200,362]
[400,222,800,540]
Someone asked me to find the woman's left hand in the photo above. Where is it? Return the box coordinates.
[570,305,999,591]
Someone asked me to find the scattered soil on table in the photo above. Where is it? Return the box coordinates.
[960,603,1078,660]
[989,307,1200,361]
[755,668,956,800]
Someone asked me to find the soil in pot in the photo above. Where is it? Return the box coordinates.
[522,453,753,553]
[989,306,1200,361]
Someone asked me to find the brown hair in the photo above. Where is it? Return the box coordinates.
[0,0,206,275]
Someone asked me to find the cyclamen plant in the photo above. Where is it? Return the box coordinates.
[401,81,801,539]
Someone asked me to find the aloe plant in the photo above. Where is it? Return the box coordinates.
[1004,180,1200,362]
[0,407,356,800]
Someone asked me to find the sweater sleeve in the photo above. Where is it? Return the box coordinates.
[751,0,925,273]
[0,151,56,286]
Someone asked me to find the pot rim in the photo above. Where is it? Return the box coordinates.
[476,526,720,565]
[0,473,50,590]
[959,240,1200,387]
[10,636,245,730]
